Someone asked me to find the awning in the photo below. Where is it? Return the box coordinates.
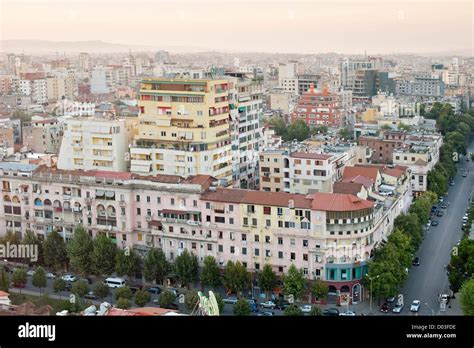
[150,220,162,227]
[161,209,188,215]
[105,191,115,198]
[96,190,105,197]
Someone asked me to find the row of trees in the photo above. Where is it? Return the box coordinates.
[365,192,437,300]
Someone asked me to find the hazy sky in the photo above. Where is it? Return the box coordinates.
[1,0,473,54]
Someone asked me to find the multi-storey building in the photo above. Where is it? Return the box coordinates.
[396,75,445,98]
[130,78,233,183]
[358,131,406,164]
[291,84,342,127]
[22,116,63,154]
[58,117,135,172]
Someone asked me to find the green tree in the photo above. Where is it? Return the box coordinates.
[134,289,151,307]
[311,279,329,301]
[22,230,44,265]
[283,264,307,301]
[233,298,251,316]
[0,266,10,292]
[67,225,94,275]
[311,125,328,135]
[284,304,304,316]
[53,278,66,299]
[92,234,117,275]
[446,131,467,155]
[394,213,423,250]
[0,231,20,245]
[200,256,221,289]
[11,268,27,294]
[115,286,133,300]
[309,306,322,316]
[43,231,68,272]
[93,282,110,300]
[116,298,131,309]
[460,277,474,316]
[115,248,141,279]
[72,280,89,298]
[214,292,225,314]
[338,127,351,140]
[222,261,250,295]
[286,119,310,142]
[159,290,176,309]
[184,291,200,313]
[143,248,170,285]
[257,264,277,297]
[32,267,47,295]
[268,117,288,139]
[174,250,199,289]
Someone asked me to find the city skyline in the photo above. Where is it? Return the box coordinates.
[1,0,472,55]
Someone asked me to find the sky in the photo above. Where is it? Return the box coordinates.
[1,0,473,54]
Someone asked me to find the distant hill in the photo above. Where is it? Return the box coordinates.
[0,40,209,54]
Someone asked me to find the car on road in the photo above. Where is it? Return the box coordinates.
[260,300,276,309]
[26,270,35,276]
[300,305,313,313]
[323,308,340,316]
[380,302,390,313]
[257,311,275,316]
[62,274,77,282]
[84,291,98,300]
[410,300,421,312]
[339,310,356,316]
[13,282,26,288]
[46,272,56,279]
[462,171,467,177]
[449,180,455,186]
[64,283,73,291]
[436,210,444,217]
[431,220,439,226]
[146,287,162,295]
[440,202,448,209]
[392,303,404,313]
[274,301,291,310]
[438,196,444,203]
[223,296,238,304]
[412,257,420,266]
[425,221,431,229]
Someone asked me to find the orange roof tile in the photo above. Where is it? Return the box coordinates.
[311,193,373,211]
[333,182,364,195]
[342,166,379,182]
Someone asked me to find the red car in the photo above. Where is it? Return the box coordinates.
[13,282,26,288]
[380,302,390,313]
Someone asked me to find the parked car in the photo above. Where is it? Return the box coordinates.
[425,221,431,229]
[323,308,340,316]
[410,300,421,312]
[380,302,390,313]
[274,301,290,310]
[392,303,404,313]
[223,296,238,305]
[449,181,455,186]
[26,270,35,276]
[412,257,420,266]
[462,171,467,177]
[46,272,56,279]
[64,283,73,291]
[146,287,162,295]
[431,220,439,226]
[260,300,276,309]
[440,202,448,209]
[436,210,444,217]
[257,311,275,316]
[62,274,77,282]
[438,196,444,203]
[84,291,98,300]
[13,282,26,288]
[300,305,313,313]
[339,310,356,316]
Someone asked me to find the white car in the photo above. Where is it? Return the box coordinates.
[26,270,35,276]
[339,310,356,316]
[392,303,404,313]
[410,300,421,312]
[260,300,276,309]
[61,274,77,282]
[46,272,56,279]
[300,305,312,313]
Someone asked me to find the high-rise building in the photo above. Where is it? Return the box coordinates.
[78,52,90,72]
[130,78,233,183]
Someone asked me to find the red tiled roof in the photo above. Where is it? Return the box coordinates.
[290,152,332,160]
[333,182,364,195]
[0,291,9,297]
[342,166,379,182]
[341,175,374,189]
[311,193,373,211]
[355,164,408,178]
[200,188,313,209]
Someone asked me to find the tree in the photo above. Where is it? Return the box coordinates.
[286,120,310,142]
[257,264,277,297]
[94,283,110,300]
[460,277,474,316]
[233,298,251,316]
[67,225,94,275]
[53,278,66,299]
[214,292,225,314]
[32,267,47,295]
[43,231,68,272]
[143,248,170,285]
[446,131,467,156]
[92,234,117,275]
[394,213,423,250]
[338,127,351,140]
[284,304,304,316]
[311,125,328,135]
[310,306,322,316]
[115,248,141,279]
[22,230,44,265]
[11,268,27,294]
[116,298,131,310]
[222,261,250,295]
[159,290,176,309]
[200,256,221,289]
[11,110,32,126]
[134,289,151,307]
[268,117,288,139]
[72,280,89,298]
[174,250,199,289]
[184,291,200,313]
[115,286,133,300]
[0,231,20,245]
[0,266,10,292]
[311,279,329,301]
[283,264,307,301]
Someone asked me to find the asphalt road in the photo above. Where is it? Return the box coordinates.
[400,141,473,316]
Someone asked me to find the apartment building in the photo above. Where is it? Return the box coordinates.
[130,78,233,183]
[0,127,14,159]
[358,131,406,164]
[22,117,63,154]
[396,75,445,98]
[57,117,134,172]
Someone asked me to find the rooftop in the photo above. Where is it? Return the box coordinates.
[311,193,374,212]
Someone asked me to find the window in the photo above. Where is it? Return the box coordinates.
[255,248,260,256]
[207,244,212,251]
[137,208,141,215]
[218,245,223,252]
[303,254,308,261]
[277,207,283,216]
[263,206,271,215]
[135,195,140,202]
[243,217,248,226]
[192,242,197,249]
[266,219,271,227]
[230,246,235,254]
[290,239,295,246]
[278,251,283,259]
[252,218,257,226]
[157,197,161,204]
[170,198,175,206]
[215,216,225,223]
[290,252,295,260]
[146,196,150,203]
[206,202,211,209]
[254,235,259,242]
[265,250,271,257]
[278,237,283,245]
[255,263,260,271]
[229,205,234,212]
[242,247,247,255]
[229,217,234,225]
[303,240,308,247]
[265,236,271,243]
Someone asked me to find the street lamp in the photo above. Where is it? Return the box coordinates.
[366,274,380,314]
[424,302,435,316]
